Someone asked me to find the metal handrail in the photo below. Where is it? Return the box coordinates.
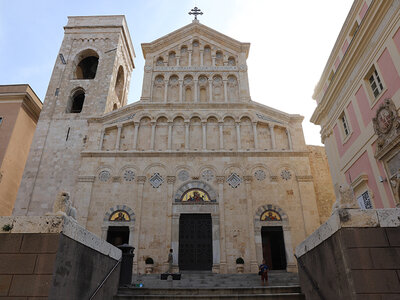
[89,257,122,300]
[294,254,325,300]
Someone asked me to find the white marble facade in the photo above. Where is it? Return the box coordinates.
[14,16,325,274]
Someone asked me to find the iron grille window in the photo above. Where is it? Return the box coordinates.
[357,191,373,209]
[341,114,350,136]
[368,68,384,98]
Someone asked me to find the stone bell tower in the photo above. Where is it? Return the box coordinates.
[13,16,135,216]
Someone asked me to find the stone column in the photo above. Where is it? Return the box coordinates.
[283,224,297,272]
[252,122,258,149]
[99,129,105,150]
[243,176,258,272]
[200,49,204,66]
[133,176,146,273]
[236,122,241,150]
[150,121,156,150]
[202,121,207,150]
[216,176,227,273]
[165,176,176,271]
[188,50,192,67]
[115,124,122,151]
[269,124,276,149]
[286,128,293,150]
[208,79,213,103]
[149,79,154,101]
[133,122,139,150]
[179,80,183,103]
[223,80,228,102]
[194,79,199,103]
[168,121,173,150]
[219,121,224,150]
[185,121,190,150]
[164,80,168,103]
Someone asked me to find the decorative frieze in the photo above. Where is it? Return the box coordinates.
[178,170,189,181]
[254,170,266,181]
[227,173,242,188]
[280,170,292,181]
[98,170,111,182]
[123,170,135,182]
[150,173,164,188]
[201,169,214,182]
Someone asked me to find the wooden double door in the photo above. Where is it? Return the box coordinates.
[179,214,212,271]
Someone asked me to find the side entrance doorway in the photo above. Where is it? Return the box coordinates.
[261,226,287,270]
[179,213,212,271]
[107,226,129,247]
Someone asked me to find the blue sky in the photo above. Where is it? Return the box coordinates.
[0,0,353,145]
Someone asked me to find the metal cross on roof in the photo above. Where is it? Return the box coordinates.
[189,7,203,20]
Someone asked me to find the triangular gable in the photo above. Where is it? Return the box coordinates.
[141,21,250,58]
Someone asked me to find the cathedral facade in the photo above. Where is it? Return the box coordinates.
[14,15,333,274]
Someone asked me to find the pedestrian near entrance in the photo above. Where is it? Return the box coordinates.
[259,259,269,286]
[167,249,173,273]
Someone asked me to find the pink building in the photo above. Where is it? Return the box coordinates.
[312,0,400,208]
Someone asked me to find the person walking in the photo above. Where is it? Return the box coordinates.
[167,249,173,273]
[259,259,269,286]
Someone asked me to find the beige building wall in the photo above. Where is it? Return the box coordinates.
[0,85,42,215]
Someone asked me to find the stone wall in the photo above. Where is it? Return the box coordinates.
[296,208,400,300]
[0,216,122,299]
[307,145,336,224]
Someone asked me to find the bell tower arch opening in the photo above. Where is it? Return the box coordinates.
[66,88,85,113]
[74,49,99,79]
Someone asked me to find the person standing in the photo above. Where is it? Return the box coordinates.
[167,249,173,273]
[259,259,269,286]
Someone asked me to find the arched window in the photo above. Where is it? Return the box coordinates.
[215,51,223,66]
[228,56,236,66]
[115,66,124,102]
[66,89,85,113]
[156,57,164,66]
[75,50,99,79]
[113,103,118,111]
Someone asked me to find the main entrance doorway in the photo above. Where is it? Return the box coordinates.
[179,214,212,270]
[261,226,287,270]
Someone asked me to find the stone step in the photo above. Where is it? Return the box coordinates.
[114,292,305,300]
[128,271,300,289]
[117,286,302,296]
[114,272,305,299]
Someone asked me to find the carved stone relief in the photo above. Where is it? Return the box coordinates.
[99,170,111,182]
[227,172,242,188]
[150,173,164,188]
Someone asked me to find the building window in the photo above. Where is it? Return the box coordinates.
[66,89,85,113]
[368,67,384,99]
[357,191,373,209]
[340,113,350,137]
[0,117,3,126]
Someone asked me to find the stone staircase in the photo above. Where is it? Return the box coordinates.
[114,271,305,299]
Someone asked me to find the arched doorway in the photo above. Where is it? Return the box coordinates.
[172,181,220,272]
[260,210,286,270]
[254,205,296,272]
[101,205,135,247]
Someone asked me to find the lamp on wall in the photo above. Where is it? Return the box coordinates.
[378,176,387,183]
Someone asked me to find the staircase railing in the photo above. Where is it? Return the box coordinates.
[89,257,122,300]
[294,254,325,300]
